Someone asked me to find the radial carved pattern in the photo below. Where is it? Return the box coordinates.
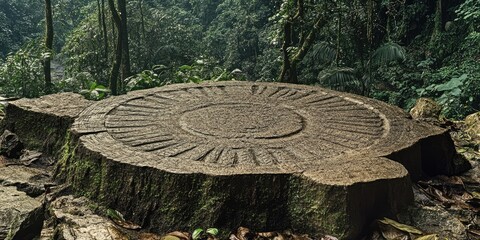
[103,84,387,167]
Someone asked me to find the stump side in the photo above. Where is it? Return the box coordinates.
[59,138,412,238]
[1,93,91,156]
[60,139,293,233]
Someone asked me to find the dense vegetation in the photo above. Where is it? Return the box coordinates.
[0,0,478,118]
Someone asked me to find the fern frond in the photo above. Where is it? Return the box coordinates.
[318,67,361,92]
[311,41,337,63]
[372,42,406,66]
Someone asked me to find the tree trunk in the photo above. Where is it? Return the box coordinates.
[279,13,326,84]
[139,0,146,69]
[279,21,294,83]
[432,0,442,38]
[44,0,54,94]
[118,0,131,84]
[101,0,109,61]
[108,0,122,96]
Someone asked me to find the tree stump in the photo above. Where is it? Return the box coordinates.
[62,82,460,238]
[1,93,91,155]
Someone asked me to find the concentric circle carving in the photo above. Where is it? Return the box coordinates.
[93,83,387,167]
[179,103,304,139]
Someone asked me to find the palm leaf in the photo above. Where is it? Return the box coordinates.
[311,41,337,63]
[372,42,406,66]
[318,67,361,92]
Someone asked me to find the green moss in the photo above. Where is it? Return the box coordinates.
[287,175,348,238]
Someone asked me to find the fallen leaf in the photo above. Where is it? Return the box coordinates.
[320,235,338,240]
[163,235,182,240]
[415,234,438,240]
[291,234,313,240]
[233,227,257,240]
[106,209,125,222]
[379,218,423,235]
[112,218,142,230]
[106,208,142,230]
[257,232,277,238]
[167,231,191,240]
[139,232,163,240]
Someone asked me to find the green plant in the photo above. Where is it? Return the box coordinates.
[192,228,219,240]
[125,69,166,91]
[80,81,110,100]
[417,73,478,118]
[0,40,45,98]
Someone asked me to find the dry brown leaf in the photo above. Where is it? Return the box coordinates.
[257,232,277,238]
[415,234,438,240]
[167,231,191,240]
[139,233,163,240]
[111,218,142,230]
[233,227,257,240]
[379,218,423,235]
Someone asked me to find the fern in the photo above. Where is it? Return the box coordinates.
[311,41,337,64]
[372,42,406,66]
[318,67,361,92]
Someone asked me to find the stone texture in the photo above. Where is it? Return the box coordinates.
[465,112,480,145]
[0,185,44,240]
[1,92,92,156]
[409,98,442,120]
[0,130,24,158]
[49,196,129,240]
[397,205,467,239]
[0,164,53,197]
[58,82,461,239]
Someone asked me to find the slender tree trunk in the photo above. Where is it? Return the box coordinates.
[279,21,293,83]
[98,0,109,61]
[44,0,54,94]
[336,7,341,66]
[432,0,442,40]
[108,0,122,95]
[118,0,131,84]
[279,13,326,83]
[139,0,146,69]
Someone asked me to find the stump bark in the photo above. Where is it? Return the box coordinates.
[1,93,91,156]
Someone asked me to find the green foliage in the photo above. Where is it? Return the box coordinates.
[62,13,110,85]
[318,67,361,93]
[456,0,480,29]
[80,81,110,100]
[192,228,219,240]
[0,40,44,98]
[0,0,43,58]
[125,58,234,91]
[372,42,406,66]
[174,59,231,84]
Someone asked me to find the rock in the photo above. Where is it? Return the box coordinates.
[0,185,44,240]
[410,98,442,120]
[19,150,43,166]
[49,196,129,240]
[464,112,480,145]
[1,92,92,156]
[397,205,467,239]
[0,130,24,158]
[0,164,52,197]
[59,82,461,239]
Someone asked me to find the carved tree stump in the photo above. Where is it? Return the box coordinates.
[64,82,459,238]
[2,82,462,239]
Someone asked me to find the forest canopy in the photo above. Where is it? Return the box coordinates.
[0,0,479,118]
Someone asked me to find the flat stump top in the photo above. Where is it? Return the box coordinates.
[73,81,443,183]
